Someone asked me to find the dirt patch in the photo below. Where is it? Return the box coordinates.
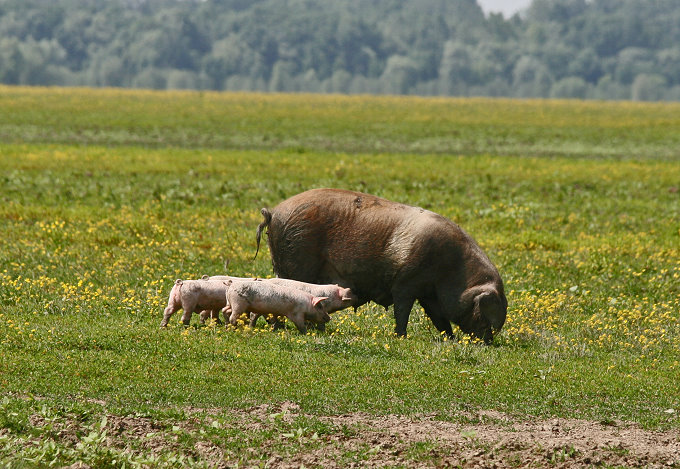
[24,402,680,468]
[239,403,680,468]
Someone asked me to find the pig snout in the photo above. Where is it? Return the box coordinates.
[310,296,332,323]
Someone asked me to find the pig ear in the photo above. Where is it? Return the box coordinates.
[474,290,507,331]
[312,296,329,308]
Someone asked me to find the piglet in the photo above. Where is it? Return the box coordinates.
[224,280,331,334]
[261,278,357,312]
[198,275,258,322]
[251,278,357,329]
[160,279,230,327]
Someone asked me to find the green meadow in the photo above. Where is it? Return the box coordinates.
[0,86,679,467]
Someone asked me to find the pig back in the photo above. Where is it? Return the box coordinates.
[230,280,313,313]
[266,189,473,305]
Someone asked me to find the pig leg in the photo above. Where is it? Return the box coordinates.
[228,307,242,326]
[436,282,469,333]
[419,298,454,339]
[199,310,210,324]
[288,312,307,334]
[228,297,249,327]
[160,283,184,327]
[160,303,180,328]
[212,310,223,324]
[249,312,261,327]
[200,310,222,325]
[180,299,197,326]
[392,292,415,337]
[251,314,285,330]
[270,317,286,330]
[221,304,232,324]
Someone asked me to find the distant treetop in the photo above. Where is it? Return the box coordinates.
[0,0,678,100]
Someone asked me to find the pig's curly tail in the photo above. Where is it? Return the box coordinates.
[171,279,183,305]
[254,208,272,259]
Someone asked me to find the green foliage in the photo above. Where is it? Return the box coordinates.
[0,0,680,100]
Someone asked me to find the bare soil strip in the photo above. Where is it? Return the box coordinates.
[34,400,680,468]
[243,402,680,468]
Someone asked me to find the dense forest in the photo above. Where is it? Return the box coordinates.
[1,0,679,100]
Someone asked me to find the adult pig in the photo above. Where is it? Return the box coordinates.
[255,188,507,343]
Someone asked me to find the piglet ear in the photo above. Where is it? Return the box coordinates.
[312,296,329,308]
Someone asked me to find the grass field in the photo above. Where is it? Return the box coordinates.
[1,86,679,467]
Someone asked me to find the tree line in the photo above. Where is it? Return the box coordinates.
[1,0,679,101]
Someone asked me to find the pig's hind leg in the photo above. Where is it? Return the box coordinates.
[210,310,223,324]
[179,299,197,326]
[200,310,222,325]
[199,310,210,324]
[227,297,250,327]
[160,302,181,328]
